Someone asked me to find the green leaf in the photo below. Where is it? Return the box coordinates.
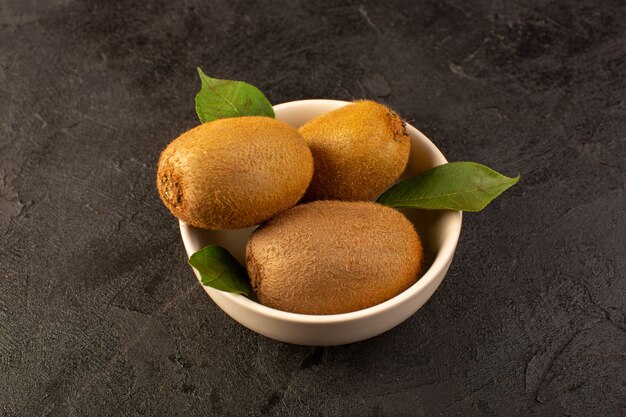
[377,162,519,212]
[188,245,251,295]
[194,68,275,123]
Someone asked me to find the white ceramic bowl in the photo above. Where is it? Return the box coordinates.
[180,99,462,346]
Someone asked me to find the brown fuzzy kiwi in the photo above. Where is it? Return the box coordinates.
[246,201,423,315]
[298,100,410,201]
[157,117,314,230]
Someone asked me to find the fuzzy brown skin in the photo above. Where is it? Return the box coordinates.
[246,201,423,315]
[157,117,314,230]
[298,100,410,201]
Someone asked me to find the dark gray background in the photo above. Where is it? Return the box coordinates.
[1,0,624,415]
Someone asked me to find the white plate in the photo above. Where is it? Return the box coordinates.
[180,99,462,346]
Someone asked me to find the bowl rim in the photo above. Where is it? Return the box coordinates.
[182,99,463,324]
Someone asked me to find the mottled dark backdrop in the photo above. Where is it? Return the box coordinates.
[1,0,624,415]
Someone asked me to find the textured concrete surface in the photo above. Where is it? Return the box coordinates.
[1,0,624,415]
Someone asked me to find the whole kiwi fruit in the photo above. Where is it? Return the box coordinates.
[298,100,410,201]
[246,201,423,315]
[157,117,314,230]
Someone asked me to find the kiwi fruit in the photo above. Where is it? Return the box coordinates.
[157,116,314,230]
[246,201,423,315]
[298,100,410,201]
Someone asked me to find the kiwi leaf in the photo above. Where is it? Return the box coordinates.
[195,68,275,123]
[377,162,519,212]
[188,245,250,296]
